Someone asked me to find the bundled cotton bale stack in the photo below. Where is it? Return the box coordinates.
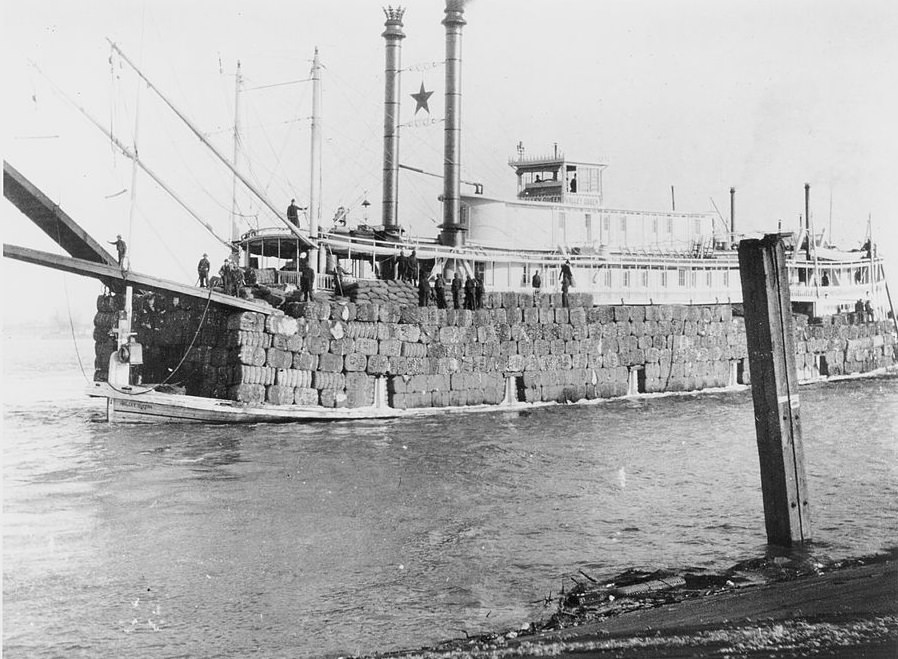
[92,294,122,381]
[349,280,418,307]
[229,383,265,405]
[792,314,898,379]
[345,372,375,407]
[266,384,295,405]
[294,387,319,406]
[127,291,231,388]
[118,283,897,411]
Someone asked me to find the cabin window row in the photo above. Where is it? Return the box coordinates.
[789,264,881,288]
[511,264,735,289]
[553,212,706,248]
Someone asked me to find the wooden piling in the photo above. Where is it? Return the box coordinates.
[738,234,811,546]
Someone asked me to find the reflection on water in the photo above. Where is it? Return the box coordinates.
[3,338,897,657]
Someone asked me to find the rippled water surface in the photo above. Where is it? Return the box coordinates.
[4,336,897,657]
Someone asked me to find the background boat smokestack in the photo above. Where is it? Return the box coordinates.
[381,6,406,231]
[730,186,736,246]
[440,0,466,247]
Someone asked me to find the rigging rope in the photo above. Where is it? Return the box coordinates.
[64,275,92,385]
[58,217,92,385]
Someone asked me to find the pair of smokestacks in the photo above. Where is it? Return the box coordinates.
[382,2,465,247]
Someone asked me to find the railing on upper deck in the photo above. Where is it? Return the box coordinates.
[248,267,335,291]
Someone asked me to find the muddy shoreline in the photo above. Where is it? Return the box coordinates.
[370,549,897,658]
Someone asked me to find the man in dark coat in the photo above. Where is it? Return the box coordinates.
[407,249,418,285]
[219,259,238,295]
[398,249,407,281]
[474,275,484,309]
[560,259,574,308]
[109,234,127,266]
[433,274,447,309]
[300,259,315,302]
[464,275,476,311]
[287,198,301,227]
[333,259,347,297]
[418,275,431,307]
[197,253,210,288]
[451,272,462,309]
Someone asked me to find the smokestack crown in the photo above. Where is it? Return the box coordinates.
[382,6,406,37]
[443,1,466,26]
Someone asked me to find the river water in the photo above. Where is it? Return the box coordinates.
[3,335,897,657]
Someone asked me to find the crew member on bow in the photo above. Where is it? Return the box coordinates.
[197,253,210,288]
[287,198,302,227]
[109,234,127,266]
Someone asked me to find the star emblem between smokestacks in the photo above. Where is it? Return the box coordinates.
[411,82,434,115]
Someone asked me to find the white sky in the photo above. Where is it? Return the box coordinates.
[3,0,898,325]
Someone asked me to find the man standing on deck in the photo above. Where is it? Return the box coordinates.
[398,249,407,282]
[333,259,347,297]
[197,253,210,288]
[109,234,127,266]
[219,259,232,295]
[300,259,315,302]
[434,274,447,309]
[560,259,573,308]
[474,275,484,309]
[451,272,463,309]
[418,275,431,307]
[287,199,302,227]
[407,249,419,285]
[464,275,476,311]
[532,269,542,304]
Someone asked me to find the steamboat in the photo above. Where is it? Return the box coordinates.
[4,2,895,423]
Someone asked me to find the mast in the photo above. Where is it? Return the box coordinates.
[730,187,736,247]
[107,40,316,248]
[127,71,142,263]
[381,6,406,232]
[867,213,875,303]
[440,0,466,247]
[230,61,242,245]
[804,183,811,260]
[123,58,142,359]
[309,48,324,276]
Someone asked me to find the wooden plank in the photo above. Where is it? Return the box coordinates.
[3,243,274,314]
[3,161,119,266]
[738,234,811,546]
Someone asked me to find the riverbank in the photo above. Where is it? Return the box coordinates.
[375,550,897,658]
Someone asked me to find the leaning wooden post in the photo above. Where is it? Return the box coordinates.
[738,234,812,546]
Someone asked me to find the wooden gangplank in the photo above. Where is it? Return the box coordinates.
[3,161,118,267]
[3,244,274,315]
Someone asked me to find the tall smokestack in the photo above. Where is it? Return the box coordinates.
[440,0,466,247]
[730,186,736,245]
[381,6,406,231]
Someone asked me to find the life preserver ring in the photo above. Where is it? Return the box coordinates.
[118,344,131,363]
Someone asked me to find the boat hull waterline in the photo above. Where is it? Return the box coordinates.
[89,381,548,423]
